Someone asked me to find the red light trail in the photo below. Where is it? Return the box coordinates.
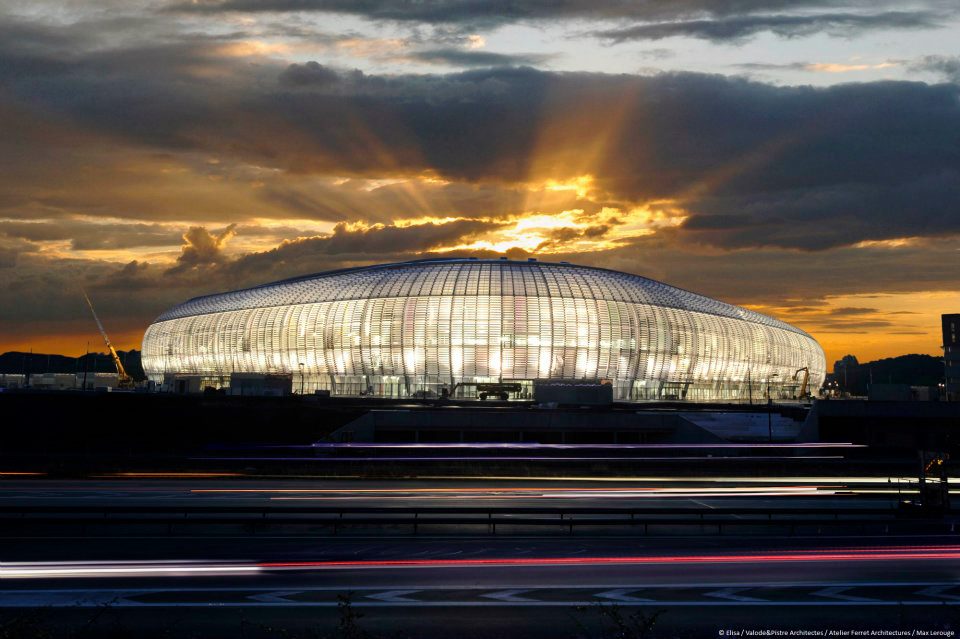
[259,546,960,570]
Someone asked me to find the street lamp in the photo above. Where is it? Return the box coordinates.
[767,373,779,442]
[299,362,305,396]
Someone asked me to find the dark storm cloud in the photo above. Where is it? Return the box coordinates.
[681,170,960,250]
[595,11,939,43]
[104,260,158,292]
[406,49,554,67]
[910,55,960,83]
[2,18,960,251]
[279,61,340,86]
[168,1,951,45]
[0,254,170,326]
[282,39,553,73]
[0,237,35,268]
[0,220,181,250]
[221,218,505,280]
[0,222,77,243]
[0,250,19,269]
[169,0,907,25]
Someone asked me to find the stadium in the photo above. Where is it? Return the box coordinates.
[142,258,825,401]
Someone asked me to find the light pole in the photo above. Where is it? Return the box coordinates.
[299,362,305,396]
[767,373,779,442]
[767,396,773,442]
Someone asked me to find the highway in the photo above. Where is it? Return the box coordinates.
[2,477,959,636]
[4,537,960,637]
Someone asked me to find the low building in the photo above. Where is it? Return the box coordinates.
[30,373,78,391]
[77,372,120,391]
[0,374,26,390]
[162,373,204,394]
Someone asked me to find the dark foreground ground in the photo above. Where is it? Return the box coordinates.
[3,391,958,637]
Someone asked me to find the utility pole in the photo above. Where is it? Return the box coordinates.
[83,342,89,391]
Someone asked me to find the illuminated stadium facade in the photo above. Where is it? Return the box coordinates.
[142,258,826,401]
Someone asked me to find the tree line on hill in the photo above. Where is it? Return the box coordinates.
[0,350,146,382]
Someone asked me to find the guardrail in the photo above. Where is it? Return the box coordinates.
[2,504,954,536]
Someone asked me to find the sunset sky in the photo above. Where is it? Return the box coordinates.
[1,0,959,366]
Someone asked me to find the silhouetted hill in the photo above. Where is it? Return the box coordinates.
[0,350,145,381]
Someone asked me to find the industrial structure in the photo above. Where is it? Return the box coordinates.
[142,258,825,401]
[944,314,959,402]
[83,291,134,389]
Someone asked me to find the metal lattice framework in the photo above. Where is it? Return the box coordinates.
[142,258,825,400]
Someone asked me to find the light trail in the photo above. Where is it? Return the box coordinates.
[0,560,262,579]
[545,488,836,498]
[269,486,841,499]
[193,456,846,463]
[260,547,960,571]
[417,475,949,486]
[96,473,243,478]
[188,475,941,488]
[4,546,960,580]
[190,483,848,495]
[194,484,843,499]
[305,442,863,450]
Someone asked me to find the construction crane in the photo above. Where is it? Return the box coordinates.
[793,366,810,400]
[83,290,134,389]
